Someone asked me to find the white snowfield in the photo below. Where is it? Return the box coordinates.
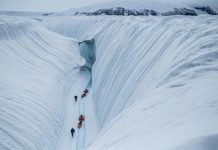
[0,12,218,150]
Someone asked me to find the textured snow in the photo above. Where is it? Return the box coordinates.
[53,0,218,16]
[0,16,86,150]
[0,10,218,150]
[43,15,218,150]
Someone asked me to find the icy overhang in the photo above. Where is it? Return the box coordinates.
[79,38,96,70]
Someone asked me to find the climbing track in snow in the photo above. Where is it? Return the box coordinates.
[76,80,92,150]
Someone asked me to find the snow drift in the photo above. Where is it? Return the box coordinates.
[43,15,218,150]
[0,16,85,150]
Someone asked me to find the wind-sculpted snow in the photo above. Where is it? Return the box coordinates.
[43,16,218,150]
[0,16,85,150]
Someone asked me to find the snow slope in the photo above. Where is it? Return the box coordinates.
[0,16,86,150]
[43,15,218,150]
[55,68,91,150]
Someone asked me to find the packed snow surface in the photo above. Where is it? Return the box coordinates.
[0,9,218,150]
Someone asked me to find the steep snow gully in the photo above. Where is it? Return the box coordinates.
[0,14,218,150]
[53,34,97,150]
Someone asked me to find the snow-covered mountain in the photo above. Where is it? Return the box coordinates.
[0,1,218,150]
[73,7,199,16]
[53,0,218,16]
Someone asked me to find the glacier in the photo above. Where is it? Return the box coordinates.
[43,15,218,150]
[0,8,218,150]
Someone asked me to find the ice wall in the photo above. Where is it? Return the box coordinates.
[43,16,218,149]
[0,16,85,150]
[79,38,96,70]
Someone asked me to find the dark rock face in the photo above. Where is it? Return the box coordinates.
[162,8,197,16]
[194,6,218,15]
[74,6,217,16]
[43,13,54,16]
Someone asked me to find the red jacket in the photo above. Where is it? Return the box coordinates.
[79,115,85,121]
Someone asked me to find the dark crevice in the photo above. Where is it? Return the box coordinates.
[78,38,96,83]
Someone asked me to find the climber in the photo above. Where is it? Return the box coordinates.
[79,114,85,122]
[74,95,78,102]
[71,128,75,137]
[84,89,88,93]
[77,121,82,129]
[81,93,86,98]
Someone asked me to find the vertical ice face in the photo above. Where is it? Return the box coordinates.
[0,16,84,150]
[79,38,96,70]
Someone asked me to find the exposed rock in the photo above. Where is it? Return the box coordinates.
[162,8,197,16]
[74,6,217,16]
[194,6,218,15]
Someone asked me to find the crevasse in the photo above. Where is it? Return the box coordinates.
[43,16,218,150]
